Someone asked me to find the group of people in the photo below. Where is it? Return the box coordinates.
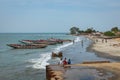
[58,57,71,67]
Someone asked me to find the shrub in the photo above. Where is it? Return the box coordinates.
[104,31,115,36]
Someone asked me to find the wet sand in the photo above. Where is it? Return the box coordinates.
[64,65,114,80]
[47,62,120,80]
[74,62,120,80]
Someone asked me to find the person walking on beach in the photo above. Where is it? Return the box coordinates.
[73,40,75,44]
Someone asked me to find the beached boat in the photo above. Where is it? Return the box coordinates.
[7,44,47,49]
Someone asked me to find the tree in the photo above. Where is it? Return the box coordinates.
[85,27,96,33]
[104,31,115,36]
[78,30,84,33]
[70,27,80,34]
[111,27,119,33]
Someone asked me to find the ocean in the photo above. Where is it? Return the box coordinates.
[0,33,115,80]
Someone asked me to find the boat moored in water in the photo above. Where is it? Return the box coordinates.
[8,38,72,49]
[7,44,47,49]
[19,38,72,45]
[19,40,57,45]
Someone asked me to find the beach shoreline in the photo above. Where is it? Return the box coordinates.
[86,35,120,61]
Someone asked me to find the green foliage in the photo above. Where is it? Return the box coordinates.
[69,26,120,36]
[104,31,115,36]
[78,30,85,33]
[111,27,119,33]
[85,28,96,33]
[70,27,96,34]
[70,27,80,34]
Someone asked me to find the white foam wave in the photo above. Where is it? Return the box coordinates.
[54,42,73,52]
[28,37,81,69]
[74,37,81,42]
[29,52,51,69]
[53,37,81,52]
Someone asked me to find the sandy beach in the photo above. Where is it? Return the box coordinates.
[85,36,120,79]
[87,36,120,60]
[74,36,120,80]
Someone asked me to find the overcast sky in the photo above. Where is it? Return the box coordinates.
[0,0,120,33]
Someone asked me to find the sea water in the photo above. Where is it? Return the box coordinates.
[0,33,115,80]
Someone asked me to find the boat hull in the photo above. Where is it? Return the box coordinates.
[19,40,57,45]
[7,44,47,49]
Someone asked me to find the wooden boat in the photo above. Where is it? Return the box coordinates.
[48,38,72,43]
[19,40,34,44]
[7,44,47,49]
[19,40,58,45]
[48,38,63,44]
[19,38,71,45]
[32,40,58,45]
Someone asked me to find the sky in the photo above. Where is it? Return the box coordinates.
[0,0,120,33]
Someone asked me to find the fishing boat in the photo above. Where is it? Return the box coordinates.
[48,38,72,43]
[19,40,57,45]
[19,40,34,44]
[19,38,71,45]
[7,44,47,49]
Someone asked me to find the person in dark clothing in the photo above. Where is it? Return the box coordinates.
[68,59,71,64]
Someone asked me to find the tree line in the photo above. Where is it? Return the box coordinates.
[70,26,120,36]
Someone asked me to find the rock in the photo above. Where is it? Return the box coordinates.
[51,52,63,58]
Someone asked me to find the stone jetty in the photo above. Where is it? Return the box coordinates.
[46,61,120,80]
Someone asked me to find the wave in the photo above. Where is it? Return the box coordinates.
[53,42,73,53]
[28,36,81,69]
[53,37,81,52]
[74,37,81,42]
[28,52,51,69]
